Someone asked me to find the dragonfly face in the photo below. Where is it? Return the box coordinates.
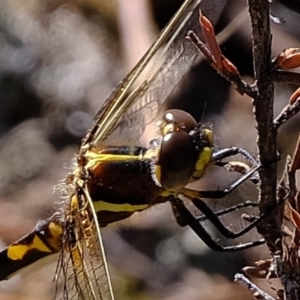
[156,109,213,191]
[0,0,265,299]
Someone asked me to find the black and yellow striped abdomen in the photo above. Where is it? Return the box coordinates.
[0,217,62,280]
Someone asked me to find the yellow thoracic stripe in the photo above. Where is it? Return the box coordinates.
[85,152,142,170]
[85,149,158,171]
[7,235,52,260]
[91,153,141,161]
[93,201,149,213]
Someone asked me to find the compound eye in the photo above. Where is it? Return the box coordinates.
[159,128,197,191]
[163,109,197,133]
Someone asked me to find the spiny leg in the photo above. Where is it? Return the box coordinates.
[183,163,261,200]
[171,194,287,252]
[212,146,279,183]
[212,147,259,168]
[191,198,262,239]
[196,200,259,222]
[171,198,265,252]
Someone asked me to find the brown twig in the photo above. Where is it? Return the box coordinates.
[193,2,300,299]
[247,0,281,252]
[276,134,300,300]
[274,97,300,130]
[234,273,275,300]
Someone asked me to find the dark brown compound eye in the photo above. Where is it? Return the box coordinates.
[163,109,197,133]
[159,110,198,192]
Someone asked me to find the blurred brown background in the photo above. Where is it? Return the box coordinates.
[0,0,299,299]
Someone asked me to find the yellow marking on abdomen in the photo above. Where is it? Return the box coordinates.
[7,235,52,260]
[47,222,63,251]
[93,201,149,213]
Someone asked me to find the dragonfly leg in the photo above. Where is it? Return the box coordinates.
[171,198,264,252]
[195,200,259,222]
[182,163,260,200]
[191,198,262,239]
[171,192,287,252]
[212,146,259,167]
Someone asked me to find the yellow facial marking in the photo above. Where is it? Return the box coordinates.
[194,147,213,178]
[93,201,149,213]
[7,235,52,260]
[203,129,214,145]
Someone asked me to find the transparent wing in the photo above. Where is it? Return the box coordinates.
[60,1,227,298]
[81,0,226,148]
[54,187,113,300]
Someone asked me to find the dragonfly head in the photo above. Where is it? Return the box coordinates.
[154,109,214,192]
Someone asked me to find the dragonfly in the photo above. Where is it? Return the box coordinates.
[0,0,270,299]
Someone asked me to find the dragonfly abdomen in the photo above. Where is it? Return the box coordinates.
[0,216,62,281]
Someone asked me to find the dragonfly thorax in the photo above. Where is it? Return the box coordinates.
[153,109,214,192]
